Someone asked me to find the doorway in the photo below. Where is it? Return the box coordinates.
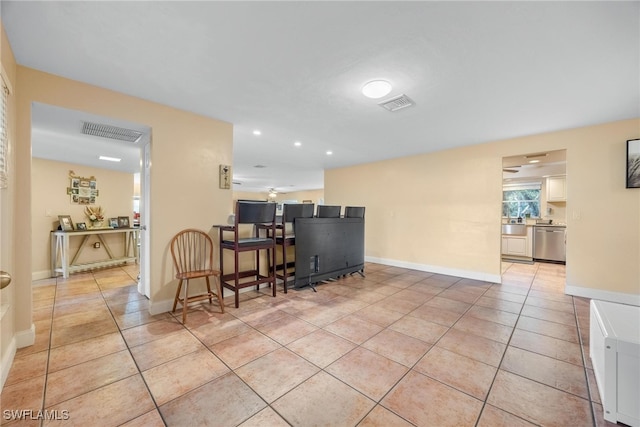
[501,149,567,273]
[31,103,151,295]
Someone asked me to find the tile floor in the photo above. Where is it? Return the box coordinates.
[1,262,617,426]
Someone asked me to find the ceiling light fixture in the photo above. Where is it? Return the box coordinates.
[294,141,301,147]
[529,160,540,164]
[98,155,121,162]
[326,151,333,155]
[362,80,392,99]
[253,130,261,136]
[268,188,277,198]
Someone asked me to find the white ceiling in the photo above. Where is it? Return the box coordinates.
[2,2,638,193]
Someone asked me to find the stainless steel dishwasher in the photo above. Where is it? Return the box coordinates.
[533,225,566,263]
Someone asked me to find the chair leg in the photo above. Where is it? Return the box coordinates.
[172,279,183,312]
[182,279,189,324]
[271,245,276,297]
[205,276,213,304]
[234,249,240,308]
[213,274,225,313]
[282,243,288,294]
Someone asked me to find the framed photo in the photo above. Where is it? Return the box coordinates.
[58,215,74,231]
[118,216,130,228]
[109,218,119,228]
[627,138,640,188]
[76,222,87,230]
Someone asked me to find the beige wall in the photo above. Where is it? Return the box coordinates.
[14,66,233,318]
[31,158,134,278]
[326,119,640,303]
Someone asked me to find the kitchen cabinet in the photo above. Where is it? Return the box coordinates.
[502,236,527,256]
[502,226,533,258]
[547,176,566,202]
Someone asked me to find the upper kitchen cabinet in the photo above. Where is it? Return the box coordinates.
[547,176,567,202]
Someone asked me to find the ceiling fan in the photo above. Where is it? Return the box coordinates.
[502,166,521,173]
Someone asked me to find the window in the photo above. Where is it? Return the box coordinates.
[503,182,541,218]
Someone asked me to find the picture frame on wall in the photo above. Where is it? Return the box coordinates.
[117,216,130,228]
[58,215,74,231]
[627,138,640,188]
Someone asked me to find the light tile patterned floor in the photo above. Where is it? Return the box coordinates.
[1,262,615,426]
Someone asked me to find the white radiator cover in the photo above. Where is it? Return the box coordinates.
[590,300,640,427]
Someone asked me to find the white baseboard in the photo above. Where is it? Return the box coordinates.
[1,324,35,392]
[32,270,52,281]
[565,285,640,306]
[148,284,270,315]
[15,324,36,348]
[365,256,502,284]
[149,298,174,316]
[0,337,16,392]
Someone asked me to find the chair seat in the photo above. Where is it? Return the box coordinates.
[223,237,274,247]
[176,269,220,280]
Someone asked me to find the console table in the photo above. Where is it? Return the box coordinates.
[51,228,139,278]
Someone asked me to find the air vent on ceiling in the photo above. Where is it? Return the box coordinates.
[378,94,414,112]
[82,122,143,143]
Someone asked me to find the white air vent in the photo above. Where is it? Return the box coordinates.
[378,94,414,112]
[82,122,143,143]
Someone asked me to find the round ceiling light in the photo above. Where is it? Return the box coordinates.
[362,80,392,99]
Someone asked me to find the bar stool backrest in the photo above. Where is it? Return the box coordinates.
[316,205,341,218]
[283,203,315,224]
[236,201,276,224]
[344,206,366,218]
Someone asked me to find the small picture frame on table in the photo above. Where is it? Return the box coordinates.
[109,218,119,228]
[58,215,74,231]
[117,216,130,228]
[76,222,87,230]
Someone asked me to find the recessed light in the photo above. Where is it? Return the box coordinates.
[362,80,392,99]
[253,130,261,136]
[326,151,333,155]
[294,141,302,147]
[529,160,540,164]
[98,156,121,162]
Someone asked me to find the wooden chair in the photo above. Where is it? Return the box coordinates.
[270,203,315,293]
[218,201,277,308]
[316,205,341,218]
[344,206,365,218]
[170,229,224,324]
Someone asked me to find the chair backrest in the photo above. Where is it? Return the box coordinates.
[344,206,366,218]
[283,203,315,224]
[170,229,214,275]
[316,205,341,218]
[235,201,276,224]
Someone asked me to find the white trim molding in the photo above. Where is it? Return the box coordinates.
[365,256,502,284]
[566,285,640,307]
[0,336,16,391]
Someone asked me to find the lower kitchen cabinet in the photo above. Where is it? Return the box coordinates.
[502,236,527,256]
[502,226,533,258]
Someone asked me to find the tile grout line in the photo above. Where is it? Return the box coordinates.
[472,262,539,427]
[97,267,171,427]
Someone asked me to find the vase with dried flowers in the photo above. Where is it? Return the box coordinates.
[85,206,105,228]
